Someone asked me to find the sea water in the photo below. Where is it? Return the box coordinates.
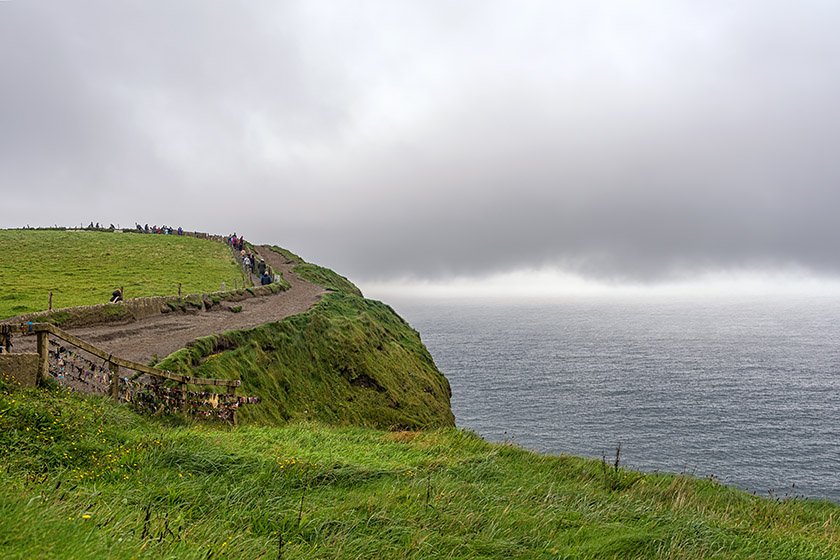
[387,295,840,503]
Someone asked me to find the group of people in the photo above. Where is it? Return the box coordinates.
[228,233,274,286]
[136,223,184,235]
[86,222,116,230]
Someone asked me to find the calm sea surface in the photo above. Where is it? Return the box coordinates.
[387,295,840,503]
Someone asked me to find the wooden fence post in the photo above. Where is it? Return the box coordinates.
[180,381,188,414]
[228,384,238,426]
[36,330,49,385]
[109,362,120,400]
[48,292,53,311]
[178,282,182,296]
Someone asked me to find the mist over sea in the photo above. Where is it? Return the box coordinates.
[388,295,840,503]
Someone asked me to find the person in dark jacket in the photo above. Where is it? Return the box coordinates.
[110,289,123,303]
[260,271,272,285]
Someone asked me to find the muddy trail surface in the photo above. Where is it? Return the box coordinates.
[15,246,327,365]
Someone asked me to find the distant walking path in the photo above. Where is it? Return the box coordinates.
[15,246,326,365]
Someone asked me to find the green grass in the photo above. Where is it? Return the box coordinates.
[1,387,839,559]
[292,263,364,296]
[0,230,245,319]
[157,291,454,430]
[268,245,305,264]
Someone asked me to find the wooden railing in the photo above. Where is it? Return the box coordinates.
[0,322,240,400]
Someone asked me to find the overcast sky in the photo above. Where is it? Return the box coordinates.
[3,1,840,296]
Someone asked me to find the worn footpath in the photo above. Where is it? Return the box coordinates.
[14,246,327,365]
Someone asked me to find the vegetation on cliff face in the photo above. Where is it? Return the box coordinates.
[158,291,454,429]
[1,386,838,559]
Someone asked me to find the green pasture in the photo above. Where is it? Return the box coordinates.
[1,385,838,559]
[0,230,245,319]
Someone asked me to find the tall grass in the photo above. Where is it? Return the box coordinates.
[1,387,839,559]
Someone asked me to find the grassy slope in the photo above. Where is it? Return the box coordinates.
[293,264,363,297]
[0,230,244,319]
[1,386,839,560]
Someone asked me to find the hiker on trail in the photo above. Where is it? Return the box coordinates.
[260,270,272,285]
[110,289,123,303]
[257,259,266,276]
[243,255,251,270]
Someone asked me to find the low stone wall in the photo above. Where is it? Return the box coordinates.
[0,353,39,389]
[0,284,283,330]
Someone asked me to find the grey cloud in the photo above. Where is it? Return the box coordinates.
[2,1,840,284]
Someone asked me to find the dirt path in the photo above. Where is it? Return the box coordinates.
[15,246,327,365]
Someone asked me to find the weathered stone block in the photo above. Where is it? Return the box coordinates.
[0,353,39,389]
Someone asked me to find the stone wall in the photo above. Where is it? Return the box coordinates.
[0,284,282,329]
[0,353,39,389]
